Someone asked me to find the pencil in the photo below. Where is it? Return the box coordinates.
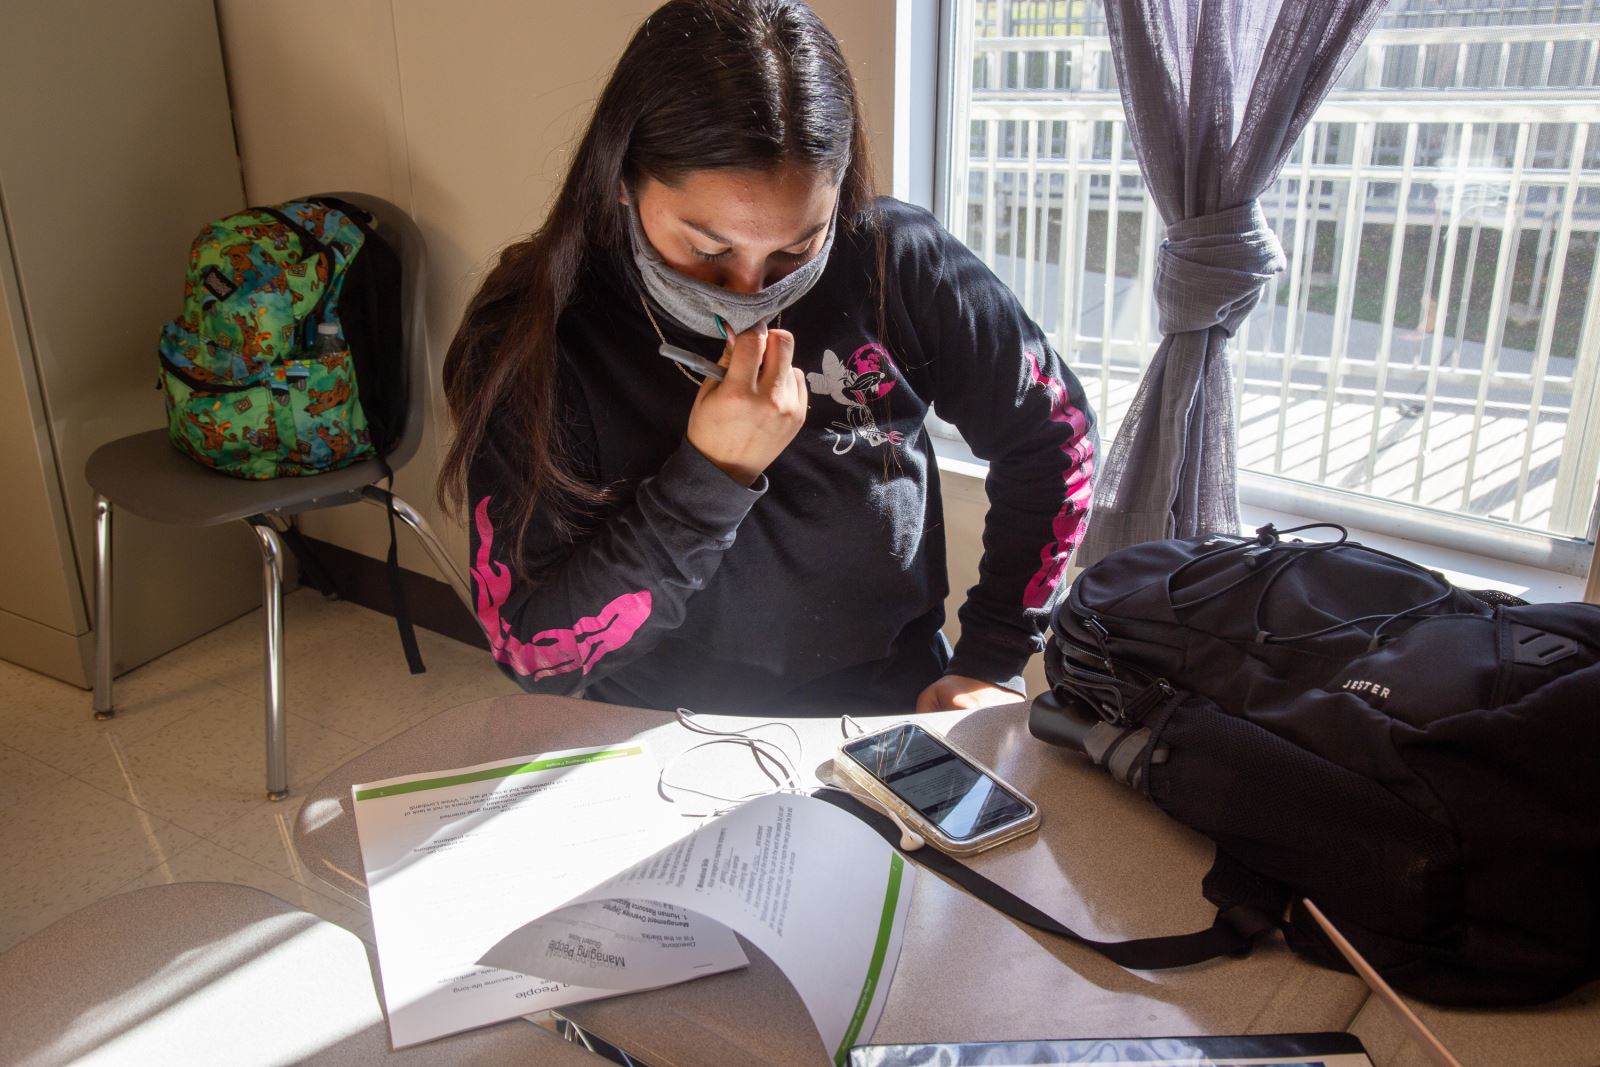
[659,344,726,382]
[1302,898,1462,1067]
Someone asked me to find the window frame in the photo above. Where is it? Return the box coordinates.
[917,0,1600,578]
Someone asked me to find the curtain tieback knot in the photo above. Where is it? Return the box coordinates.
[1154,201,1287,338]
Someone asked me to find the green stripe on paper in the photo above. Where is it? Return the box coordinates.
[834,852,905,1066]
[353,746,644,801]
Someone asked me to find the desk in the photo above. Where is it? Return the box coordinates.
[293,695,1597,1066]
[0,882,600,1066]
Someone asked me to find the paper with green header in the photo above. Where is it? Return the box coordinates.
[352,744,748,1047]
[479,792,916,1066]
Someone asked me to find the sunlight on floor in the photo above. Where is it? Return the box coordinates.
[0,590,520,955]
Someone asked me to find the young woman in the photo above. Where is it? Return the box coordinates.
[439,0,1095,716]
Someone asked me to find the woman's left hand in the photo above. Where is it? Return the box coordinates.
[915,674,1025,713]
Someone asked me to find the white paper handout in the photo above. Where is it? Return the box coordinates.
[353,741,917,1061]
[351,744,747,1047]
[480,792,916,1065]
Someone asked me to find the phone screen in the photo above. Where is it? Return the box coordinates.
[840,723,1033,842]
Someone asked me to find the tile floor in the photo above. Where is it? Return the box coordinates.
[0,590,521,955]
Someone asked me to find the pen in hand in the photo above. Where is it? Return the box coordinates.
[659,343,726,382]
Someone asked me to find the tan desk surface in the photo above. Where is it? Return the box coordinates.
[1347,983,1600,1067]
[0,881,600,1066]
[292,694,1587,1067]
[295,695,1364,1062]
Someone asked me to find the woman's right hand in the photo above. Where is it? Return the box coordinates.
[686,323,808,486]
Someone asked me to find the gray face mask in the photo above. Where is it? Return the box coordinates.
[625,199,836,339]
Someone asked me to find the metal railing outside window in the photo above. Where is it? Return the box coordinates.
[937,0,1600,571]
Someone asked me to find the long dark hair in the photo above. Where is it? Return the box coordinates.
[439,0,879,576]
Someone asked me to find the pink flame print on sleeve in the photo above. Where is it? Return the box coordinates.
[1021,352,1095,610]
[471,497,652,682]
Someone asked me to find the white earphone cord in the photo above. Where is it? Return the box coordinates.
[659,709,925,850]
[657,710,805,818]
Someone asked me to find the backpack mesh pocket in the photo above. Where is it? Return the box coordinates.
[1150,699,1462,943]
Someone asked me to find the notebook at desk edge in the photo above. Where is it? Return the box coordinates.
[847,1031,1374,1067]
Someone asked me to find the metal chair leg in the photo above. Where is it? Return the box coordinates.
[360,486,475,617]
[249,520,290,801]
[93,494,114,720]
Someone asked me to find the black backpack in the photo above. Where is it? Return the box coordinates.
[820,523,1599,1007]
[1030,523,1600,1006]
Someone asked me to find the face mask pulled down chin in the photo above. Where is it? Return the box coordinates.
[626,201,835,340]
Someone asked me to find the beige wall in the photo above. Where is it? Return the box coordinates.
[0,0,261,685]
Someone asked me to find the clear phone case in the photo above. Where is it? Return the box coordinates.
[832,722,1041,857]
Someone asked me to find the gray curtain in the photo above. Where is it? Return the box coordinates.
[1077,0,1389,566]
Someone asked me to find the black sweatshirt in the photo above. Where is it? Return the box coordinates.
[467,198,1095,716]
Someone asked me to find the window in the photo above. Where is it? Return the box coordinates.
[936,0,1600,573]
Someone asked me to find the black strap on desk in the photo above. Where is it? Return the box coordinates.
[813,789,1278,971]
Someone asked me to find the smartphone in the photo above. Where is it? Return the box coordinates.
[834,722,1041,856]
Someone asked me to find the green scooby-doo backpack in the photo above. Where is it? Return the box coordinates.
[157,196,402,478]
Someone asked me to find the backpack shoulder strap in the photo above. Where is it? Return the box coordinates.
[813,789,1279,970]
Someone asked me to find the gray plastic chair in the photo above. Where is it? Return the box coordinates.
[85,192,472,800]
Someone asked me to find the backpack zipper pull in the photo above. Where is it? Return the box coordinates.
[1083,614,1115,673]
[1121,678,1174,725]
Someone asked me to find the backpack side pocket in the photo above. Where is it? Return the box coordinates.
[161,363,281,478]
[277,347,373,475]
